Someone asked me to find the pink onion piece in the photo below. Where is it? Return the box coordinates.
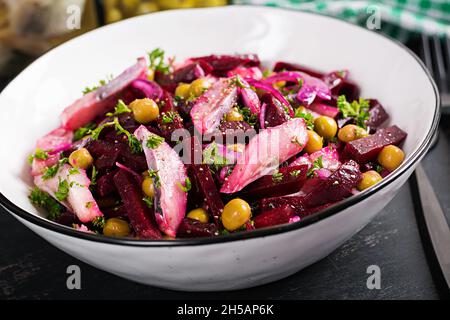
[246,79,294,117]
[239,77,261,114]
[130,79,163,101]
[47,142,73,155]
[259,103,267,129]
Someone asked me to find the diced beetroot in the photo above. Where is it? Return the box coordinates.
[336,81,360,101]
[95,150,121,172]
[258,196,307,216]
[113,170,162,239]
[155,63,204,92]
[344,126,407,163]
[177,218,219,238]
[366,99,389,130]
[159,90,176,113]
[213,121,255,145]
[322,70,348,92]
[262,94,289,127]
[102,204,128,219]
[156,111,185,143]
[254,205,295,229]
[273,61,323,78]
[239,165,308,200]
[96,170,118,197]
[191,54,260,76]
[129,79,163,101]
[302,160,362,208]
[56,211,80,227]
[118,144,148,172]
[307,102,339,118]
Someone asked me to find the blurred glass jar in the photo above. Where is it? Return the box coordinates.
[104,0,228,24]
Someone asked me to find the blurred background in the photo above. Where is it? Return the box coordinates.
[0,0,448,85]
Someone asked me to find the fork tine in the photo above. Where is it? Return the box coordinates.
[421,34,433,77]
[432,35,447,92]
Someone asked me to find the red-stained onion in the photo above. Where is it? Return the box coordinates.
[259,102,267,129]
[130,79,163,101]
[246,79,294,117]
[48,143,73,155]
[115,162,143,183]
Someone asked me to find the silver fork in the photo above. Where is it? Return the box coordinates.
[422,34,450,113]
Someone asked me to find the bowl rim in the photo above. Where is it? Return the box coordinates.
[0,5,440,247]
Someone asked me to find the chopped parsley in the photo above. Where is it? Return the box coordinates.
[337,95,370,128]
[73,123,96,141]
[148,48,170,74]
[239,106,258,127]
[291,136,304,148]
[294,108,315,130]
[143,196,154,208]
[176,177,192,193]
[161,111,177,124]
[146,135,165,149]
[82,75,113,94]
[307,156,324,178]
[113,117,143,154]
[90,166,98,186]
[272,171,283,183]
[203,142,228,172]
[106,99,131,117]
[29,187,63,221]
[68,167,80,175]
[55,179,70,202]
[92,216,105,228]
[42,158,69,180]
[90,121,115,140]
[375,164,383,174]
[290,170,302,177]
[262,69,272,78]
[28,148,49,164]
[147,169,161,188]
[233,76,248,88]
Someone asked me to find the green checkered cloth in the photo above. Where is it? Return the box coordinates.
[232,0,450,42]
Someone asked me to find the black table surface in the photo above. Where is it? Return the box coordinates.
[1,56,449,301]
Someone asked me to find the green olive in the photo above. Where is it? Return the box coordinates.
[187,208,209,223]
[378,145,405,171]
[305,130,323,154]
[69,148,93,169]
[103,218,131,237]
[221,198,252,231]
[175,83,191,100]
[156,0,195,10]
[314,116,338,139]
[141,177,155,198]
[225,107,244,122]
[130,98,159,124]
[338,124,368,143]
[189,78,211,98]
[357,170,383,191]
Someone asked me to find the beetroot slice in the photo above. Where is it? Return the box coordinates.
[259,196,307,216]
[189,163,224,225]
[177,218,219,238]
[159,90,176,114]
[156,111,184,143]
[262,94,289,128]
[215,121,254,145]
[155,63,204,92]
[254,205,295,229]
[366,99,389,130]
[191,54,260,76]
[302,160,361,208]
[240,165,308,200]
[344,125,407,163]
[96,169,118,197]
[113,170,162,239]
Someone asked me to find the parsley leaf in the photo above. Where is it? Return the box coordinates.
[28,148,49,164]
[55,179,70,202]
[42,158,68,180]
[290,170,302,177]
[307,156,324,178]
[73,123,96,141]
[294,108,315,130]
[29,187,63,221]
[68,167,80,175]
[238,106,258,127]
[176,177,192,193]
[146,135,165,149]
[90,121,115,140]
[203,142,229,172]
[90,166,98,186]
[106,99,131,117]
[337,95,370,128]
[147,169,161,188]
[82,75,113,95]
[148,48,170,74]
[92,216,105,228]
[113,117,143,154]
[232,76,248,88]
[162,111,177,124]
[143,196,154,208]
[272,171,283,183]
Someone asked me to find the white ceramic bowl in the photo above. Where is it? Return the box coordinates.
[0,6,439,291]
